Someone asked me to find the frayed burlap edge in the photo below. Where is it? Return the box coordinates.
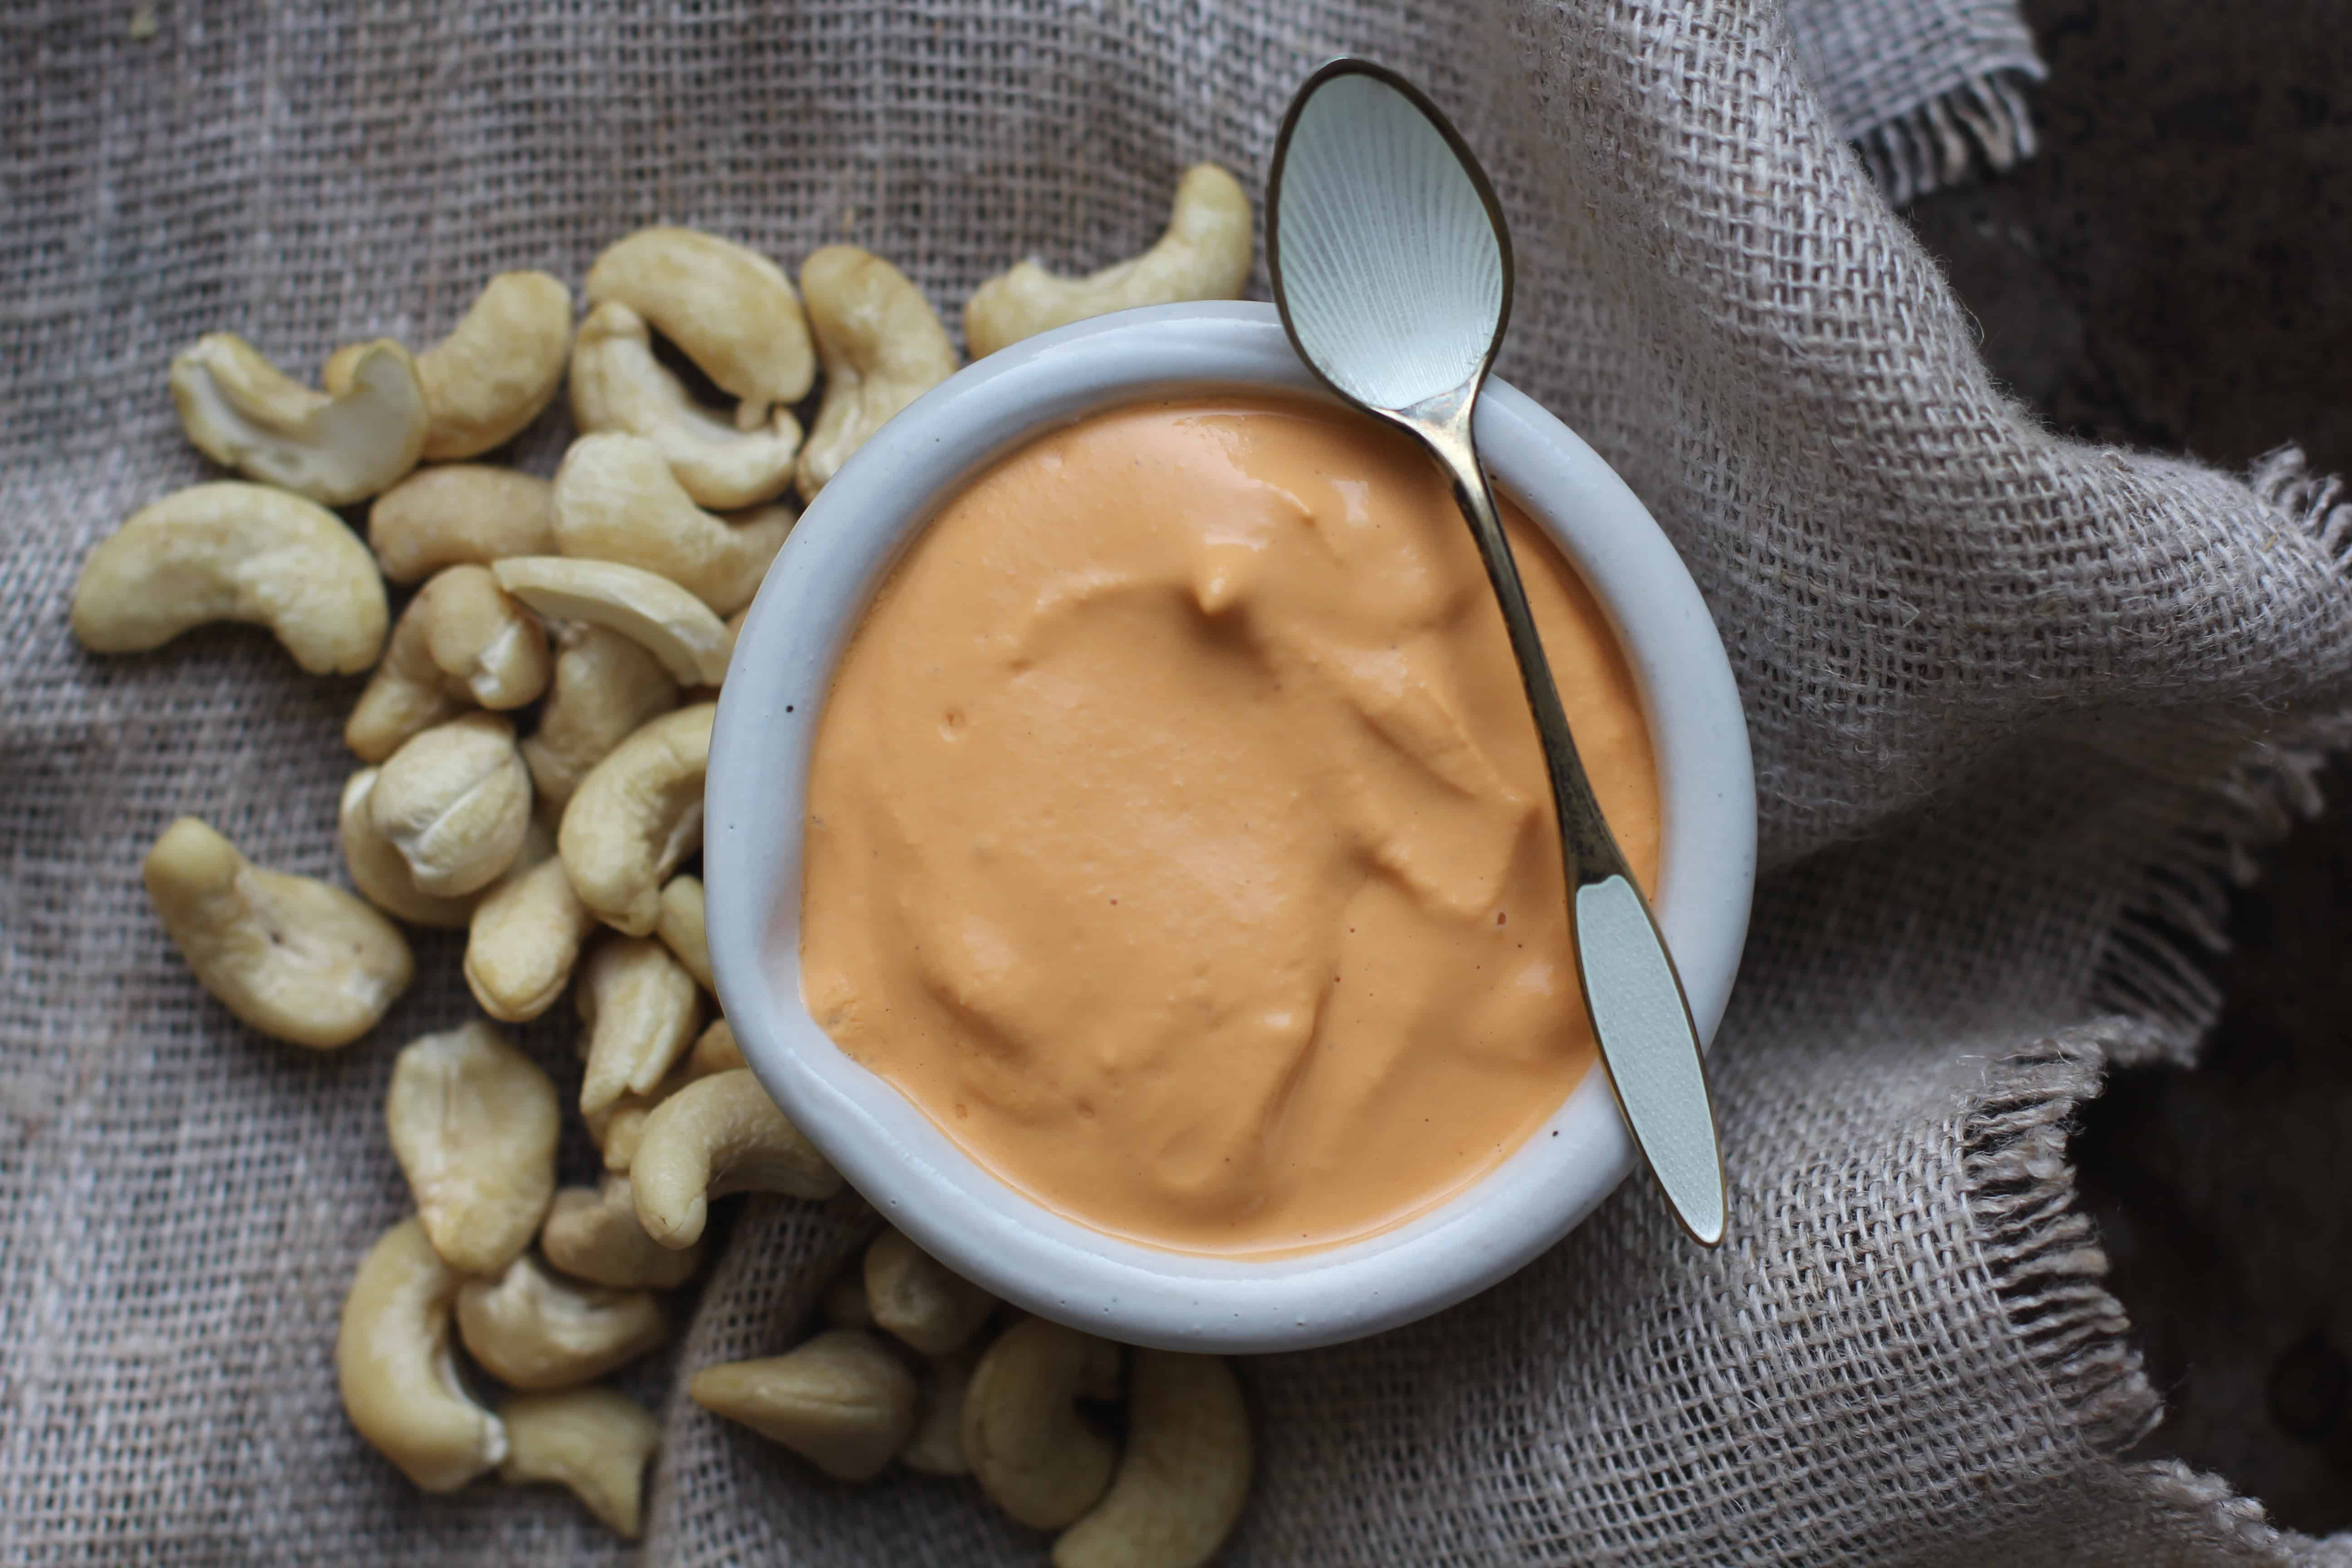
[1859,68,2041,204]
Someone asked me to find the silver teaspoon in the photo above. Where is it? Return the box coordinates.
[1267,58,1727,1246]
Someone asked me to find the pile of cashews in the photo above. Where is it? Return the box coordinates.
[71,164,1258,1563]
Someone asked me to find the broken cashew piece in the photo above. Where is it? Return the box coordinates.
[541,1175,704,1290]
[550,432,794,614]
[796,246,957,498]
[570,303,802,509]
[368,465,556,583]
[655,875,713,991]
[963,1316,1120,1529]
[171,333,427,505]
[492,557,733,686]
[1054,1352,1252,1568]
[964,164,1253,359]
[632,1068,842,1249]
[465,847,598,1023]
[370,712,534,897]
[143,817,412,1049]
[415,270,573,459]
[498,1387,662,1540]
[865,1229,997,1356]
[387,1021,559,1275]
[584,226,815,426]
[456,1253,666,1391]
[690,1329,918,1483]
[588,1016,741,1172]
[339,768,477,928]
[337,1217,507,1492]
[903,1348,979,1477]
[576,935,703,1116]
[344,565,551,761]
[520,622,680,811]
[72,482,388,676]
[558,701,715,936]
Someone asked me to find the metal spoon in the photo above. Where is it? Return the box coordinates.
[1267,58,1727,1246]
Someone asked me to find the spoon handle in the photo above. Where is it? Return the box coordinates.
[1408,394,1728,1247]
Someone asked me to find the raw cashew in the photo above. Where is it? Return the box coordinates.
[143,816,412,1049]
[796,246,957,498]
[963,1317,1119,1529]
[541,1175,704,1290]
[370,713,533,897]
[655,875,713,991]
[576,936,702,1115]
[171,333,427,504]
[584,227,815,425]
[587,1016,742,1172]
[72,482,388,675]
[865,1229,996,1356]
[492,557,733,686]
[964,165,1253,358]
[558,702,715,935]
[415,270,574,459]
[1054,1352,1251,1568]
[345,565,551,761]
[550,433,795,614]
[456,1253,666,1391]
[368,465,556,583]
[339,768,477,927]
[386,1021,559,1274]
[465,848,597,1024]
[632,1068,842,1249]
[903,1348,978,1476]
[520,622,680,810]
[686,1016,745,1076]
[689,1330,917,1482]
[570,304,802,508]
[498,1387,661,1540]
[336,1217,507,1492]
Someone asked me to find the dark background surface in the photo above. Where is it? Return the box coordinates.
[1902,0,2352,1534]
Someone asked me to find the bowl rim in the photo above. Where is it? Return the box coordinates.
[706,300,1754,1353]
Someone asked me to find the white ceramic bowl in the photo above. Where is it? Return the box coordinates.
[706,301,1753,1353]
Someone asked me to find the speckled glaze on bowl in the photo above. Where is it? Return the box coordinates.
[705,301,1754,1353]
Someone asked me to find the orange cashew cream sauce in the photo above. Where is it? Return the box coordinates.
[799,396,1658,1255]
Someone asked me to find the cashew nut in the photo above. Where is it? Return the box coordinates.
[386,1020,559,1274]
[498,1387,661,1539]
[336,1217,507,1492]
[550,432,795,614]
[689,1329,917,1482]
[369,712,533,897]
[491,557,733,686]
[587,1016,742,1172]
[415,270,574,459]
[686,1016,745,1076]
[339,768,477,928]
[72,482,388,676]
[962,1317,1118,1529]
[519,622,680,811]
[795,246,957,498]
[902,1348,978,1477]
[1053,1352,1251,1568]
[864,1228,996,1356]
[570,303,802,508]
[368,465,556,583]
[345,565,552,761]
[964,165,1253,358]
[557,702,715,936]
[455,1252,666,1391]
[143,816,412,1049]
[576,935,702,1116]
[464,847,597,1024]
[821,1267,874,1329]
[541,1174,704,1290]
[171,333,427,504]
[654,874,713,991]
[583,227,814,426]
[632,1068,842,1249]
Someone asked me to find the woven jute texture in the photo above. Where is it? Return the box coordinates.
[7,1,2352,1563]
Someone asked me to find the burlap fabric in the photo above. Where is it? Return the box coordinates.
[8,0,2352,1563]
